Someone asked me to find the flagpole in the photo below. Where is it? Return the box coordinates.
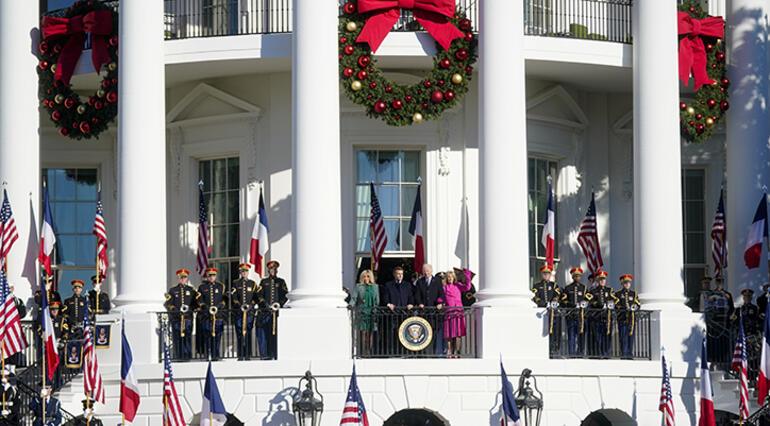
[260,180,266,278]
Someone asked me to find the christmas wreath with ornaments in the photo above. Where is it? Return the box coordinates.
[677,0,728,143]
[339,0,477,126]
[38,0,118,140]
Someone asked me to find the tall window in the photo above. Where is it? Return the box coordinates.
[43,168,98,299]
[355,150,421,279]
[528,158,558,284]
[199,158,240,287]
[682,169,706,311]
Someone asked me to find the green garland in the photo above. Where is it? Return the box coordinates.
[38,0,119,140]
[678,0,729,143]
[339,1,477,126]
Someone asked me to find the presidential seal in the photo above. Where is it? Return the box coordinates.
[398,316,433,352]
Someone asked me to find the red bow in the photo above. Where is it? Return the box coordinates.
[41,10,114,85]
[356,0,464,53]
[677,11,724,90]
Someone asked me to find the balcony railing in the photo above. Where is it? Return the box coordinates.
[351,307,479,359]
[525,0,633,44]
[548,308,652,360]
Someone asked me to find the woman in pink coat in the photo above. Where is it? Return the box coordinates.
[443,269,472,357]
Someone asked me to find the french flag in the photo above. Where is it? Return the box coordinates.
[744,193,768,269]
[40,287,58,381]
[39,184,56,277]
[758,303,770,405]
[408,184,425,273]
[499,362,522,426]
[699,338,715,426]
[541,180,555,269]
[249,189,269,277]
[202,362,228,426]
[120,321,141,422]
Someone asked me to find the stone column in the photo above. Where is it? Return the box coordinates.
[726,0,770,292]
[632,0,688,311]
[0,1,40,304]
[279,0,349,360]
[113,0,167,313]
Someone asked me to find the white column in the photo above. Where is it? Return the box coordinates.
[475,0,530,307]
[287,0,344,309]
[632,0,688,311]
[0,2,40,304]
[113,0,167,312]
[726,0,770,292]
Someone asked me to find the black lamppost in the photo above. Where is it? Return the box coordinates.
[293,370,324,426]
[514,368,543,426]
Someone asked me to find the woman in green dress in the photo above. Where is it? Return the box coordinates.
[349,269,379,356]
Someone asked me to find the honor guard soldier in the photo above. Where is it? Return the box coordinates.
[560,267,592,356]
[34,280,61,316]
[198,267,227,360]
[531,264,561,307]
[615,274,640,358]
[738,289,760,335]
[705,275,734,361]
[30,388,62,426]
[257,260,288,360]
[62,280,87,339]
[588,270,617,358]
[73,398,103,426]
[698,273,713,313]
[757,283,770,320]
[231,264,259,360]
[0,370,19,426]
[88,275,111,315]
[164,269,198,360]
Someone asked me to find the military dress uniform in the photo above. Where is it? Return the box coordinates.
[0,380,20,425]
[705,284,735,361]
[588,271,617,358]
[560,267,592,356]
[738,289,761,335]
[30,395,62,426]
[231,264,259,360]
[531,265,561,352]
[197,268,227,360]
[62,280,88,339]
[88,275,111,315]
[164,269,198,360]
[615,275,640,358]
[257,261,288,360]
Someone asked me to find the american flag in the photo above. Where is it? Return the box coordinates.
[710,191,727,278]
[0,269,26,357]
[732,317,749,421]
[82,301,104,403]
[93,190,108,278]
[577,192,604,275]
[369,183,388,272]
[0,189,18,268]
[659,355,675,426]
[197,182,210,275]
[340,366,369,426]
[163,338,185,426]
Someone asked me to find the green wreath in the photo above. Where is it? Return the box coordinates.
[678,0,729,144]
[339,1,477,126]
[38,0,119,140]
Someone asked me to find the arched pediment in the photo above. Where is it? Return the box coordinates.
[527,85,589,130]
[167,83,262,128]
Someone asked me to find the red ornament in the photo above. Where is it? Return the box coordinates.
[95,100,104,110]
[111,78,118,85]
[342,67,354,78]
[88,97,96,106]
[716,51,725,62]
[106,91,118,103]
[720,100,730,111]
[38,60,49,70]
[405,95,413,103]
[444,90,455,101]
[439,58,451,69]
[51,111,61,121]
[109,36,119,47]
[53,45,62,54]
[392,99,403,110]
[695,113,703,120]
[721,77,730,87]
[385,85,393,93]
[423,80,432,88]
[39,42,48,54]
[339,36,348,44]
[373,100,387,113]
[458,18,472,31]
[421,102,429,109]
[338,54,343,60]
[101,80,111,88]
[437,79,445,86]
[79,122,91,134]
[366,94,373,100]
[343,45,355,55]
[343,2,356,14]
[369,82,377,89]
[679,102,687,110]
[455,48,469,61]
[688,120,695,127]
[706,98,717,108]
[705,43,714,52]
[464,32,473,42]
[689,5,696,13]
[357,70,368,80]
[695,123,705,134]
[64,98,75,109]
[430,90,444,103]
[357,55,371,68]
[465,65,474,75]
[91,117,100,124]
[58,128,69,137]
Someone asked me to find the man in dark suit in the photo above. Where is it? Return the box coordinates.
[414,264,445,355]
[381,266,414,355]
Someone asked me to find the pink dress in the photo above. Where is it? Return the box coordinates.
[443,279,471,339]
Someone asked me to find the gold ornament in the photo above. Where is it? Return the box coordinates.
[351,80,363,91]
[108,62,117,71]
[77,105,86,114]
[706,117,715,127]
[346,21,358,32]
[54,94,64,104]
[97,89,106,97]
[412,112,424,123]
[686,106,695,115]
[451,73,463,84]
[50,64,57,73]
